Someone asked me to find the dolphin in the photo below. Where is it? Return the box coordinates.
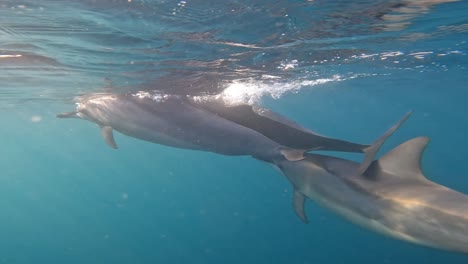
[188,95,370,153]
[57,92,306,162]
[273,112,468,254]
[57,91,382,162]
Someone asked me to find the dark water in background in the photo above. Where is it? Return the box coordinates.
[0,0,467,263]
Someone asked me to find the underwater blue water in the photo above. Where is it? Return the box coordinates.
[0,0,467,263]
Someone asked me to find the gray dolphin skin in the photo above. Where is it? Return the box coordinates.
[57,92,306,162]
[188,96,370,153]
[274,112,468,254]
[57,91,377,162]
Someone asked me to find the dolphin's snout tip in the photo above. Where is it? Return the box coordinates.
[57,111,78,118]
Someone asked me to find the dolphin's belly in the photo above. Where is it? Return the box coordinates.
[285,164,424,247]
[103,98,283,158]
[298,179,427,247]
[295,172,388,228]
[112,120,203,150]
[377,190,468,253]
[309,175,468,253]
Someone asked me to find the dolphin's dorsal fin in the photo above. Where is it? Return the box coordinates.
[369,137,429,180]
[357,111,412,175]
[100,126,118,149]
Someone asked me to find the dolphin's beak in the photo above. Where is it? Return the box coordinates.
[57,111,79,118]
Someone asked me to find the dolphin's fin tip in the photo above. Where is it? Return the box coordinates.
[293,189,309,224]
[359,111,412,175]
[100,125,118,149]
[282,149,305,161]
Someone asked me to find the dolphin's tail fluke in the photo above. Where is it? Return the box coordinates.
[357,111,413,175]
[281,149,307,161]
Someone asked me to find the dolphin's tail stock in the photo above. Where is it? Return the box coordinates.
[357,111,413,175]
[57,111,79,118]
[277,111,412,163]
[270,111,412,163]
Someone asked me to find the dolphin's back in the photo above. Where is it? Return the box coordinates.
[189,97,369,153]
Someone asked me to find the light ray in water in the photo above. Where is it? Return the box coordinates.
[218,75,345,105]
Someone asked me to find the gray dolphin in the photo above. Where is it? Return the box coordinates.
[188,95,394,179]
[274,112,468,254]
[57,92,306,162]
[188,95,370,153]
[57,91,382,162]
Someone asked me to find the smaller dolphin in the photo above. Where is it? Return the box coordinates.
[274,112,468,254]
[57,92,306,162]
[188,95,370,153]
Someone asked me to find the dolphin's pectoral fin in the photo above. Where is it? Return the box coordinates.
[57,111,79,118]
[100,126,118,149]
[293,189,308,224]
[358,111,412,176]
[282,149,306,161]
